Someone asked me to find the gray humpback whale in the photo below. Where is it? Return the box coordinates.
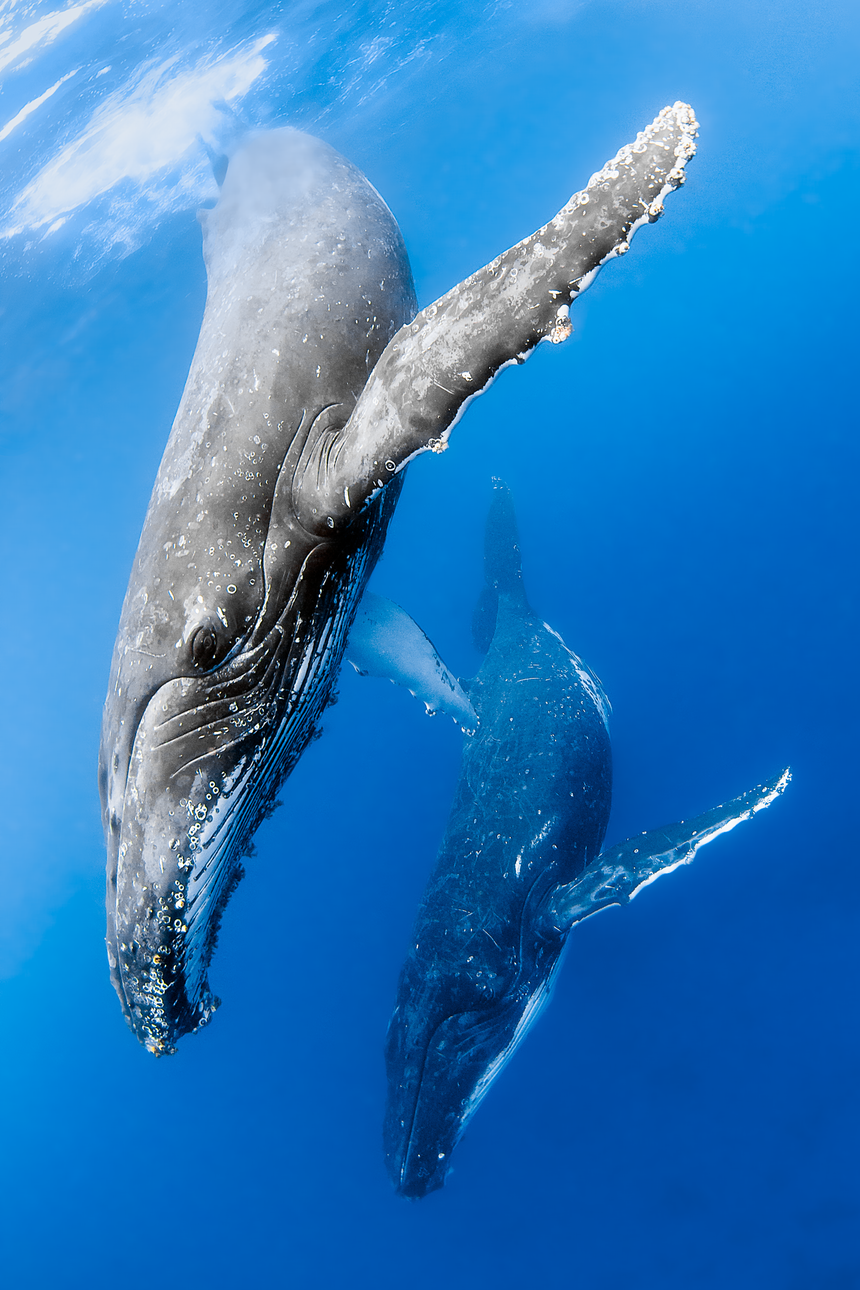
[100,105,700,1054]
[383,482,789,1198]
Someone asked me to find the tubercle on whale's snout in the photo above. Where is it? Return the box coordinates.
[108,686,252,1053]
[112,845,232,1057]
[111,768,250,1055]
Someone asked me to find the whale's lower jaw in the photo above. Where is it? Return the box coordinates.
[108,619,346,1053]
[110,847,244,1057]
[107,613,345,1052]
[104,479,405,1054]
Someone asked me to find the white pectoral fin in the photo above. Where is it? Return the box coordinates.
[345,592,477,733]
[296,103,699,529]
[545,769,791,932]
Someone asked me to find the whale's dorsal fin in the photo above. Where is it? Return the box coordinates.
[346,592,477,732]
[542,769,791,933]
[294,103,699,529]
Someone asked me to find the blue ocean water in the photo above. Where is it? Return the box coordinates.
[1,1,858,1286]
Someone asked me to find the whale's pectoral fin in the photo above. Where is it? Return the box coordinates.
[345,592,477,732]
[294,103,698,530]
[543,769,791,933]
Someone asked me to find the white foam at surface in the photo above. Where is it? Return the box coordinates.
[0,0,108,76]
[2,33,276,241]
[0,0,601,273]
[0,68,78,143]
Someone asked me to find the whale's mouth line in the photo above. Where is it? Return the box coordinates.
[108,398,364,858]
[397,1018,444,1188]
[108,560,350,1042]
[394,869,556,1190]
[396,995,508,1189]
[395,1004,509,1194]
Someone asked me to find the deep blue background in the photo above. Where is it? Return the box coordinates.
[1,2,858,1286]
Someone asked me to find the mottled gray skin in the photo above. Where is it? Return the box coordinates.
[384,482,612,1196]
[100,105,700,1055]
[100,129,416,1052]
[383,486,789,1198]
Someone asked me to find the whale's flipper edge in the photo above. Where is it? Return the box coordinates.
[298,102,699,527]
[545,768,791,932]
[346,592,477,732]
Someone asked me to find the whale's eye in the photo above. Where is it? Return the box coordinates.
[190,623,219,669]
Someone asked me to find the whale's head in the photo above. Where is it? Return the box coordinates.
[99,531,343,1053]
[100,494,403,1054]
[100,125,415,1054]
[383,897,567,1198]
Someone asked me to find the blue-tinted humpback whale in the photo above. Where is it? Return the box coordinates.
[100,105,700,1054]
[383,482,789,1197]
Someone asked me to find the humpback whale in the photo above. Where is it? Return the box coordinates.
[383,483,789,1198]
[100,105,700,1054]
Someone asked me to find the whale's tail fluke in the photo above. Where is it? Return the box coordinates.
[472,479,529,652]
[484,479,525,598]
[199,136,229,187]
[197,99,255,188]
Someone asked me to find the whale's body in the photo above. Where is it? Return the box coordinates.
[100,130,415,1051]
[383,485,789,1198]
[100,108,701,1053]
